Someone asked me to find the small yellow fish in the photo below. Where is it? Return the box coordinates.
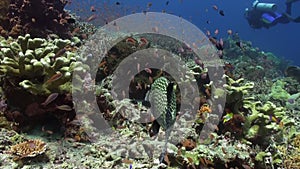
[223,112,233,123]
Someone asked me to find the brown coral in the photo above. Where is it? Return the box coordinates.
[222,114,245,137]
[10,139,47,158]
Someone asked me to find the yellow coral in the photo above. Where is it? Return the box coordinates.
[10,139,47,158]
[198,104,212,114]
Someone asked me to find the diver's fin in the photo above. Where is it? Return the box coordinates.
[293,16,300,23]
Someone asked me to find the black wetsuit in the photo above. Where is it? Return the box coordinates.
[286,0,300,22]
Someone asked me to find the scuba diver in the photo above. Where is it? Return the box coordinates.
[244,0,300,29]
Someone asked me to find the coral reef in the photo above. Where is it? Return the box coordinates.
[0,23,299,169]
[222,37,286,81]
[0,0,75,38]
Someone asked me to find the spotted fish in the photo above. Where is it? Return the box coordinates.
[147,77,177,163]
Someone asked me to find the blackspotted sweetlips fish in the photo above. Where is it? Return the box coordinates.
[146,76,177,163]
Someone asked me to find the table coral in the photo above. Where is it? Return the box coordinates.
[10,139,47,158]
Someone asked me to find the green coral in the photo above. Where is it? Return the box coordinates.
[0,34,88,95]
[269,80,290,101]
[243,100,294,141]
[223,75,254,113]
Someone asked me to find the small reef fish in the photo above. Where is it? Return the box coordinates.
[86,14,97,22]
[41,93,59,106]
[90,6,96,12]
[209,37,223,50]
[206,30,210,36]
[227,29,233,35]
[56,104,73,111]
[46,72,63,83]
[54,48,66,59]
[138,37,148,47]
[219,10,225,16]
[214,29,219,35]
[71,27,80,35]
[212,5,218,11]
[235,41,244,50]
[125,37,137,45]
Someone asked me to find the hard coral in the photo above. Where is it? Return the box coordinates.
[10,139,47,158]
[0,34,88,127]
[0,0,75,38]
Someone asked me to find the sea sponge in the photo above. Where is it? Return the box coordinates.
[10,139,47,158]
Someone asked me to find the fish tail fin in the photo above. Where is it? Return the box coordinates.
[159,127,171,164]
[149,120,160,137]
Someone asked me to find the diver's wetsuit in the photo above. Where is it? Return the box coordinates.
[286,0,300,22]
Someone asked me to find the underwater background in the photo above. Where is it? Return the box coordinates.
[0,0,300,169]
[67,0,300,66]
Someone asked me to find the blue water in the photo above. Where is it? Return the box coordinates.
[67,0,300,66]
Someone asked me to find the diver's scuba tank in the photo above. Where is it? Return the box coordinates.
[252,0,277,12]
